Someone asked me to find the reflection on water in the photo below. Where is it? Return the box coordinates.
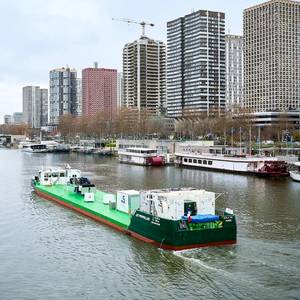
[0,149,299,300]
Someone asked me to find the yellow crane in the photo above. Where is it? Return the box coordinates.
[112,18,154,37]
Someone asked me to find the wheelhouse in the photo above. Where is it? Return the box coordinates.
[35,167,81,186]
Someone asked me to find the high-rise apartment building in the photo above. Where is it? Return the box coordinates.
[225,35,244,111]
[123,36,166,114]
[4,115,12,125]
[76,78,82,116]
[244,0,300,113]
[12,112,23,124]
[117,72,124,109]
[82,64,117,118]
[167,10,226,117]
[49,67,77,125]
[23,86,46,128]
[40,89,48,126]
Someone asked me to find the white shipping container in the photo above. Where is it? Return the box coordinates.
[117,190,140,214]
[138,189,216,220]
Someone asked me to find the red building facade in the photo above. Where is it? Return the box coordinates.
[82,67,117,118]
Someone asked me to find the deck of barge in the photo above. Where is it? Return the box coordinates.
[35,184,131,229]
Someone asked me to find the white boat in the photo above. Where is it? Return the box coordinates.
[118,147,165,166]
[290,162,300,182]
[175,152,289,176]
[40,141,70,153]
[22,144,48,153]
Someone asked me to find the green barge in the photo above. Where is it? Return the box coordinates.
[33,166,236,250]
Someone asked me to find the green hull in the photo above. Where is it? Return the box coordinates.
[34,182,237,250]
[35,183,131,230]
[129,211,236,250]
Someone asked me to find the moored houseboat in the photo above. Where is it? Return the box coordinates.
[118,147,165,166]
[175,152,289,177]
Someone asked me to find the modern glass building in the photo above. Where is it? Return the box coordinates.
[49,67,77,125]
[76,78,82,117]
[40,89,48,126]
[12,112,23,125]
[3,115,12,125]
[117,72,124,109]
[167,10,226,117]
[244,0,300,113]
[225,35,243,111]
[23,86,47,128]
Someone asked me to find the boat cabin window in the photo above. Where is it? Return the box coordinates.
[188,158,192,163]
[183,158,188,162]
[193,159,197,163]
[203,160,207,165]
[208,161,212,165]
[52,172,58,178]
[198,160,202,164]
[127,148,157,155]
[141,150,156,154]
[32,144,46,149]
[60,172,65,177]
[43,173,50,180]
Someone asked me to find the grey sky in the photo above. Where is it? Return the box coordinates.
[0,0,262,123]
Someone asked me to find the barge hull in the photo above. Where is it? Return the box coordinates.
[129,211,237,250]
[128,229,236,250]
[176,163,251,175]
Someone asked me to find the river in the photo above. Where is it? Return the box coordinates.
[0,149,299,299]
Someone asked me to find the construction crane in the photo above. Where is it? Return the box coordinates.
[112,18,154,37]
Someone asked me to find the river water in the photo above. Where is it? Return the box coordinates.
[0,149,299,300]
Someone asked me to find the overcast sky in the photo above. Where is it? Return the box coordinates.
[0,0,262,123]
